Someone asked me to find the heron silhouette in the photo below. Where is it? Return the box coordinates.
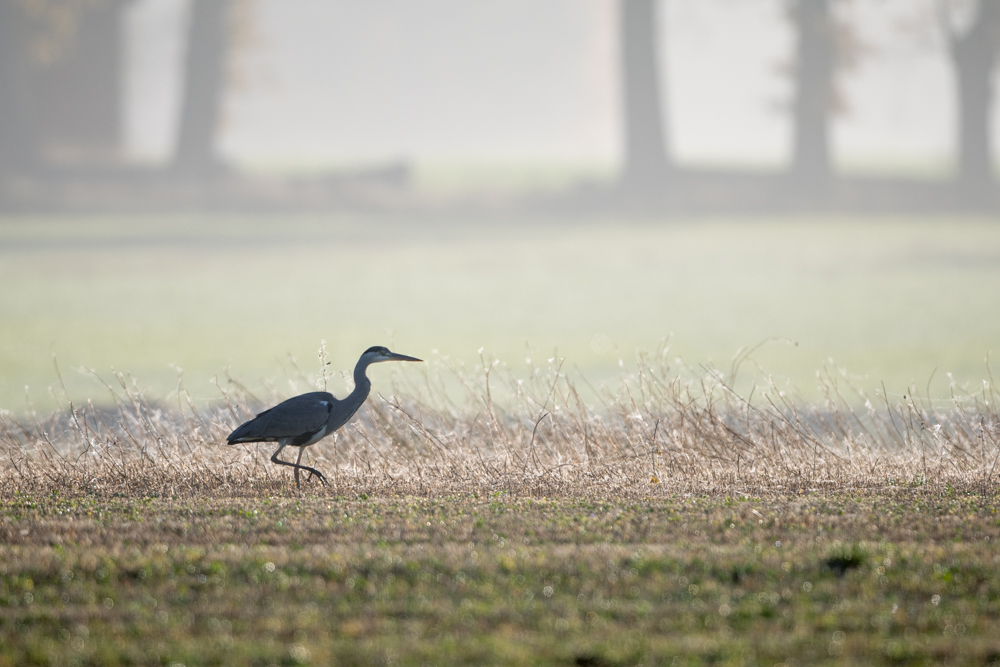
[227,346,421,486]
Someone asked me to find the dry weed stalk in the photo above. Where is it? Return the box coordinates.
[0,354,997,499]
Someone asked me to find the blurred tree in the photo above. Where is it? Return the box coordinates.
[0,0,38,173]
[33,0,131,163]
[0,0,130,173]
[945,0,1000,194]
[790,0,835,189]
[173,0,232,177]
[787,0,868,192]
[619,0,672,195]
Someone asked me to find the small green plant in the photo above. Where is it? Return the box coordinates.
[825,543,868,577]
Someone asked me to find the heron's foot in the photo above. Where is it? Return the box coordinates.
[298,465,328,487]
[272,448,327,488]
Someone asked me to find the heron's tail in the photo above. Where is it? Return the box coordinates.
[226,420,257,444]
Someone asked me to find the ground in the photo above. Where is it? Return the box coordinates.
[1,486,998,666]
[2,212,999,665]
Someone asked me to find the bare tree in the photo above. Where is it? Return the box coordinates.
[0,0,130,175]
[945,0,1000,194]
[619,0,672,195]
[33,0,131,162]
[173,0,232,177]
[0,0,40,174]
[790,0,835,189]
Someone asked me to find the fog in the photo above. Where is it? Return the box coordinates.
[2,0,1000,412]
[120,0,972,171]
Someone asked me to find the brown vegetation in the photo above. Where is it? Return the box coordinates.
[0,353,997,499]
[1,357,1000,665]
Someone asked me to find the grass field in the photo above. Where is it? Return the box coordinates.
[1,342,999,665]
[1,214,999,412]
[2,212,999,664]
[2,489,1000,667]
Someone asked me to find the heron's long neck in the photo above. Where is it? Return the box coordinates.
[348,358,373,408]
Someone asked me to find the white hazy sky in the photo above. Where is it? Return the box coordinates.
[123,0,994,170]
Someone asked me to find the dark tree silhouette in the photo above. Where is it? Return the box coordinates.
[948,0,1000,195]
[619,0,671,195]
[0,0,38,174]
[790,0,835,190]
[173,0,231,177]
[32,1,130,161]
[0,0,130,174]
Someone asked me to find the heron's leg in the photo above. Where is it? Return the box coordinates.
[298,446,319,482]
[271,443,328,487]
[296,446,321,483]
[294,447,320,484]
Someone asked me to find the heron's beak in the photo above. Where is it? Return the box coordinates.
[387,352,422,363]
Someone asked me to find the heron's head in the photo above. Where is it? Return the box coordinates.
[362,346,422,364]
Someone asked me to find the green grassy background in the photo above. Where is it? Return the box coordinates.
[2,490,1000,666]
[1,214,998,412]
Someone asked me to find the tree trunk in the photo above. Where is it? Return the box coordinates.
[32,1,129,162]
[173,0,231,177]
[620,0,671,194]
[790,0,834,189]
[950,0,1000,195]
[0,0,39,174]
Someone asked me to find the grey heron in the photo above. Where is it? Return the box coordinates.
[227,346,422,486]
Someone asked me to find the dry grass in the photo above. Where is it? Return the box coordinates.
[2,355,1000,665]
[1,351,998,499]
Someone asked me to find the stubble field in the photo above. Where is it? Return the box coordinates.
[2,213,999,664]
[2,488,1000,667]
[1,349,999,666]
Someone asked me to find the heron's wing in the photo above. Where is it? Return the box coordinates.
[227,391,335,443]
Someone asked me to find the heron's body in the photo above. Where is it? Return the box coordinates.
[227,346,420,485]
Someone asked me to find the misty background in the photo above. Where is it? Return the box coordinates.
[3,0,998,195]
[1,0,999,412]
[147,0,955,172]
